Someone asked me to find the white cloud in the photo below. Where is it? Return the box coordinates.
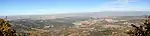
[89,0,150,11]
[27,0,149,13]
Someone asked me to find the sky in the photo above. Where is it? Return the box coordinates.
[0,0,150,16]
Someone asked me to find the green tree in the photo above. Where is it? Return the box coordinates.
[125,16,150,36]
[0,18,17,36]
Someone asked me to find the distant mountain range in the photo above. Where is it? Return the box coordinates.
[7,11,150,20]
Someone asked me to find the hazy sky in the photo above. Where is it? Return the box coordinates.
[0,0,150,16]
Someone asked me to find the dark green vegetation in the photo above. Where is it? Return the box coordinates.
[126,16,150,36]
[0,18,16,36]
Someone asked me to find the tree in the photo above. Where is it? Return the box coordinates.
[125,16,150,36]
[0,17,17,36]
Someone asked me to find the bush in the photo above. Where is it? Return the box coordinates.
[125,16,150,36]
[0,18,16,36]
